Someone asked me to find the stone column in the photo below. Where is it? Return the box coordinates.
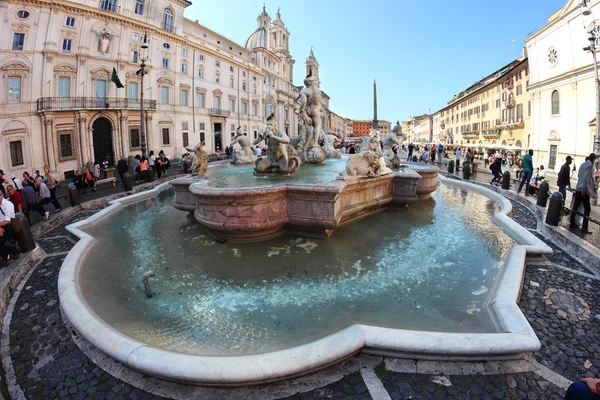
[74,112,84,168]
[88,126,95,165]
[146,113,154,153]
[120,114,129,158]
[78,115,88,166]
[45,119,57,170]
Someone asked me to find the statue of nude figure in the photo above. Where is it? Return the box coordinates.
[253,114,300,174]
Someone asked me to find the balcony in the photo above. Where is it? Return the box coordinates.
[505,99,516,108]
[37,97,156,112]
[483,129,501,139]
[497,119,524,129]
[440,123,445,129]
[98,0,120,13]
[208,108,230,117]
[462,131,479,139]
[162,22,175,33]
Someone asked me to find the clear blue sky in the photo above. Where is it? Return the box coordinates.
[186,0,565,122]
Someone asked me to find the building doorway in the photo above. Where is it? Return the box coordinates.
[92,117,114,166]
[548,144,558,169]
[214,122,223,152]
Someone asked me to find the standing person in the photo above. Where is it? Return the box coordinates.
[455,147,462,172]
[225,145,231,159]
[149,150,156,176]
[431,144,437,163]
[7,186,23,213]
[557,156,573,204]
[229,144,234,159]
[437,144,444,163]
[517,150,534,196]
[20,182,40,223]
[407,143,414,161]
[117,156,128,183]
[484,152,489,167]
[0,170,9,198]
[490,158,503,186]
[34,170,42,182]
[22,172,35,188]
[464,148,472,165]
[570,153,597,234]
[43,166,62,212]
[34,177,52,220]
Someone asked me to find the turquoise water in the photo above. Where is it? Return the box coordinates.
[80,183,514,356]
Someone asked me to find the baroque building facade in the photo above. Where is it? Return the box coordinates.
[0,0,331,178]
[525,0,600,171]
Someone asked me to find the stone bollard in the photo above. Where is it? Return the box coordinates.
[462,163,471,180]
[127,155,135,178]
[144,168,154,183]
[11,213,35,252]
[447,160,455,173]
[122,172,133,191]
[501,171,511,190]
[68,185,80,207]
[536,181,550,207]
[412,155,418,162]
[545,192,563,226]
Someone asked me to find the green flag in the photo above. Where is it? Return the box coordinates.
[111,67,124,88]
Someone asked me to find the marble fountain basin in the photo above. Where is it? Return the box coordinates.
[57,162,553,386]
[171,158,438,240]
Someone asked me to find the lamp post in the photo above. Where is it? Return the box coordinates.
[584,31,600,158]
[137,32,149,157]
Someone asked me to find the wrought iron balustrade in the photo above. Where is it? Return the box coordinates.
[37,97,157,112]
[208,108,230,117]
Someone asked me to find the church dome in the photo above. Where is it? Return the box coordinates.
[245,6,270,50]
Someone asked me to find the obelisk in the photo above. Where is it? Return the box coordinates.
[372,79,379,134]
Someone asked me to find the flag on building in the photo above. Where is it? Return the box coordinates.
[111,67,124,88]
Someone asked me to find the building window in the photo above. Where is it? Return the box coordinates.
[181,64,187,74]
[134,0,144,14]
[252,104,257,116]
[547,47,559,67]
[214,96,221,109]
[162,58,169,69]
[230,66,234,72]
[516,85,522,96]
[242,82,246,91]
[162,128,170,145]
[58,77,70,98]
[551,90,559,115]
[516,104,523,121]
[199,54,204,61]
[161,87,169,104]
[7,77,21,103]
[129,127,141,149]
[65,16,76,26]
[200,131,205,144]
[162,8,174,32]
[198,68,204,78]
[12,33,25,51]
[131,50,138,63]
[62,38,72,52]
[215,60,220,67]
[182,121,188,130]
[58,130,76,161]
[128,82,138,99]
[180,89,188,106]
[215,72,219,83]
[243,71,246,77]
[242,102,247,115]
[99,0,117,12]
[528,100,531,117]
[16,10,30,19]
[253,84,257,94]
[229,99,235,112]
[182,131,189,147]
[230,77,234,88]
[197,92,205,108]
[199,123,205,130]
[9,141,24,167]
[163,43,170,49]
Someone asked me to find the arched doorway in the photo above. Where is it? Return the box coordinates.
[92,117,114,166]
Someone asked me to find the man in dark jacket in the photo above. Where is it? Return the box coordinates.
[490,158,503,186]
[117,157,128,183]
[557,156,572,205]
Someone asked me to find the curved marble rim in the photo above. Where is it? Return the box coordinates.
[57,176,552,385]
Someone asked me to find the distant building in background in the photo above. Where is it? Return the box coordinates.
[352,120,372,137]
[525,0,599,171]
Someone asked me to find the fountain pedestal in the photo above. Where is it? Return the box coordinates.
[172,168,437,240]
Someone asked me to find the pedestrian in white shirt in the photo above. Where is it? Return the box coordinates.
[455,148,462,172]
[570,153,597,234]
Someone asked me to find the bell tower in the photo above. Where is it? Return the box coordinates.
[305,47,319,79]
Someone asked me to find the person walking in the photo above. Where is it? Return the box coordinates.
[430,144,437,163]
[517,150,534,196]
[570,153,597,234]
[34,177,53,220]
[437,144,444,164]
[455,147,462,172]
[43,166,62,212]
[557,156,573,205]
[407,143,414,161]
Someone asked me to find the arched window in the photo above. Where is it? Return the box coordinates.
[551,90,559,115]
[162,9,174,32]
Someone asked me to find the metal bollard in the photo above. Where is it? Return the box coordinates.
[536,181,550,207]
[447,160,455,173]
[122,172,133,191]
[545,192,563,226]
[11,213,35,252]
[412,155,418,162]
[144,168,155,182]
[462,163,471,180]
[68,185,80,207]
[501,171,511,190]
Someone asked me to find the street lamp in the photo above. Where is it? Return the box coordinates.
[137,32,149,157]
[583,31,600,158]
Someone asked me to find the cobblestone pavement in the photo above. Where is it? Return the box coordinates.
[2,179,596,399]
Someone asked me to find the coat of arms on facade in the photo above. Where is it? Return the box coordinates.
[97,29,112,55]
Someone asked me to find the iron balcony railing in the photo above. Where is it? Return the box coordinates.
[99,0,120,13]
[208,108,230,117]
[37,97,157,112]
[161,22,175,32]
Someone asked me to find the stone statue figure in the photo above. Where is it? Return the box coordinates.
[230,126,256,165]
[253,113,300,175]
[392,120,402,134]
[295,73,326,163]
[323,132,342,159]
[339,136,392,180]
[98,30,112,55]
[383,130,406,169]
[185,142,208,176]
